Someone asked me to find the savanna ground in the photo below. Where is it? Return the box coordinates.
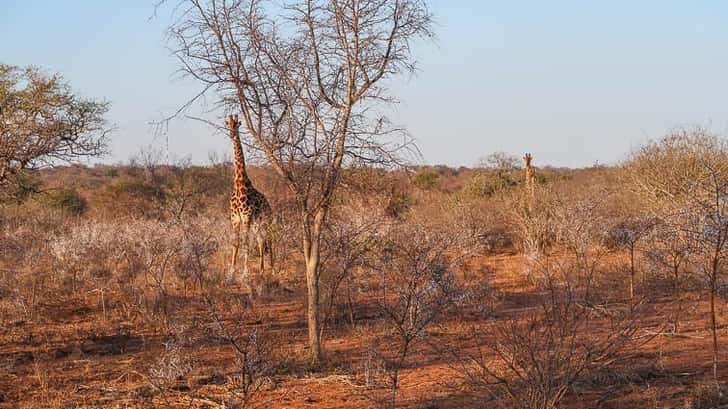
[1,156,728,409]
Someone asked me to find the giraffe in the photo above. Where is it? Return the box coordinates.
[522,152,540,276]
[523,153,536,211]
[226,114,273,282]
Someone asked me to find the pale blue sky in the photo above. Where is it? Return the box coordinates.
[3,1,728,167]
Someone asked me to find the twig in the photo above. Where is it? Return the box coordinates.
[639,329,705,339]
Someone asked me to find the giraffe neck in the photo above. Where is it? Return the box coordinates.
[524,158,535,211]
[231,131,252,198]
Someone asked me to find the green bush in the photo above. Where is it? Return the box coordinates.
[93,179,165,218]
[462,170,518,199]
[38,188,87,215]
[104,168,119,178]
[0,173,39,205]
[413,169,440,190]
[386,191,415,219]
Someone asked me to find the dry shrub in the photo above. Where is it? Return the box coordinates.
[49,220,119,294]
[460,267,499,320]
[627,128,728,381]
[462,277,643,409]
[642,216,697,301]
[0,208,68,322]
[0,207,64,265]
[196,291,279,408]
[683,383,728,409]
[363,222,465,409]
[148,324,196,397]
[507,189,556,261]
[114,216,222,329]
[44,213,225,329]
[221,327,277,409]
[447,191,514,255]
[319,195,391,335]
[0,162,233,327]
[257,199,301,293]
[0,269,40,325]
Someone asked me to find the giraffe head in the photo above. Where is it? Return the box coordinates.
[226,114,240,139]
[524,153,533,167]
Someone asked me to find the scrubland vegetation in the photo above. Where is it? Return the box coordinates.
[1,133,728,408]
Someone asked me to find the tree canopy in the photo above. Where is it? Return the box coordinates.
[0,64,111,190]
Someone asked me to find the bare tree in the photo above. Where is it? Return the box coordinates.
[606,216,655,300]
[365,223,462,408]
[645,215,694,292]
[164,0,433,363]
[627,127,728,382]
[0,64,110,189]
[550,194,612,303]
[644,215,694,332]
[479,151,520,171]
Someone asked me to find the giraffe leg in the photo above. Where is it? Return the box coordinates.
[267,239,274,272]
[241,223,251,280]
[229,220,241,281]
[255,232,268,299]
[257,233,265,274]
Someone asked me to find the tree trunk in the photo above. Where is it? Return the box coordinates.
[674,262,680,292]
[672,262,682,333]
[305,252,322,363]
[303,209,326,364]
[711,260,719,383]
[347,276,356,330]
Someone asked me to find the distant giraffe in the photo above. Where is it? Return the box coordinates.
[523,153,536,210]
[226,114,273,281]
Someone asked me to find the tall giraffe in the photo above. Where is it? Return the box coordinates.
[226,114,272,281]
[523,153,536,211]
